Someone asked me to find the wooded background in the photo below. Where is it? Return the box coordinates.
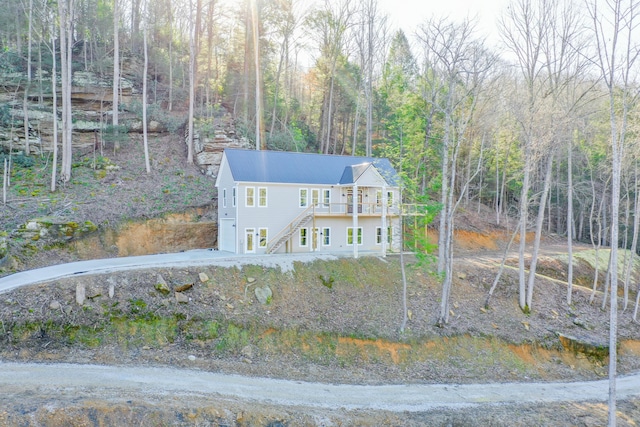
[1,0,640,312]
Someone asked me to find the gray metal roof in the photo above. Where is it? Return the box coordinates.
[339,163,371,185]
[224,149,399,186]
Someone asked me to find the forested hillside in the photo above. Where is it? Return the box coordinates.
[1,1,640,313]
[3,1,640,423]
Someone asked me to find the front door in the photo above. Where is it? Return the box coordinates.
[311,227,320,251]
[245,228,256,253]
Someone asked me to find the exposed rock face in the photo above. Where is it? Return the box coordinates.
[3,69,246,180]
[14,218,98,246]
[189,117,250,177]
[558,333,610,360]
[1,70,138,155]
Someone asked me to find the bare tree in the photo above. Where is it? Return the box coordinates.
[57,0,73,182]
[187,0,202,163]
[307,0,354,154]
[499,0,587,312]
[142,0,150,174]
[622,159,640,309]
[250,0,262,149]
[112,0,120,151]
[417,17,495,325]
[499,0,551,313]
[352,0,387,156]
[267,0,304,141]
[50,16,58,192]
[587,1,640,424]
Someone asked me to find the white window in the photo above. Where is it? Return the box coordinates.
[299,189,308,208]
[376,190,382,206]
[222,188,227,208]
[232,188,237,207]
[299,227,308,247]
[322,227,331,246]
[347,227,363,245]
[246,187,255,207]
[387,191,394,207]
[258,187,267,207]
[311,189,320,207]
[322,189,331,207]
[387,226,392,244]
[259,228,268,248]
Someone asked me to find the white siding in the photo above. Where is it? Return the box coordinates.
[217,151,401,255]
[215,155,238,251]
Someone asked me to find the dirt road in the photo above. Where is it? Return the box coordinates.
[2,362,639,412]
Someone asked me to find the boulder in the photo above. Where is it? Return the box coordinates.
[175,292,189,304]
[254,286,272,305]
[76,283,86,305]
[154,274,171,295]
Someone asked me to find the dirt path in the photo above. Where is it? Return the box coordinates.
[2,362,640,412]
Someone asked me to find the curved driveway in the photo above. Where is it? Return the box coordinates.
[0,249,341,294]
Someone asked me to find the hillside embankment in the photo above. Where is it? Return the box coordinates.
[1,244,640,425]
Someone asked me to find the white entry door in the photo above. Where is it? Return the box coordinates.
[219,219,236,252]
[245,228,256,253]
[311,227,320,251]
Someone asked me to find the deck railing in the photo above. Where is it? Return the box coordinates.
[312,202,401,216]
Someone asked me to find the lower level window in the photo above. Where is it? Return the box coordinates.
[300,228,308,247]
[259,228,268,248]
[376,226,393,244]
[347,227,362,245]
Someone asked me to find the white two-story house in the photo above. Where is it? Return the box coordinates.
[215,149,401,257]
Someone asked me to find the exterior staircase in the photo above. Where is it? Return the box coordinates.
[266,206,315,254]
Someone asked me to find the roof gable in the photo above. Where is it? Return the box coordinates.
[223,149,399,186]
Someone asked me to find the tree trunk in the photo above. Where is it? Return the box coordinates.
[23,83,30,156]
[50,25,58,192]
[518,145,532,312]
[251,0,261,150]
[112,0,120,151]
[622,164,639,311]
[187,11,196,164]
[142,1,150,174]
[27,0,33,82]
[168,0,173,111]
[58,0,73,182]
[526,150,555,310]
[566,135,574,304]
